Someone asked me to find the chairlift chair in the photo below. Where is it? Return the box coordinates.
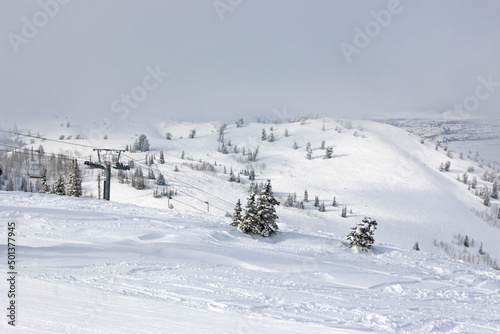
[27,163,43,178]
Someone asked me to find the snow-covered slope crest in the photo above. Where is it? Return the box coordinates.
[1,192,499,333]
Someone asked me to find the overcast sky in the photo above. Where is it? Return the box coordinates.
[1,0,499,125]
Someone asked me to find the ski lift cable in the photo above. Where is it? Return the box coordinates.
[0,129,97,149]
[121,152,233,212]
[0,147,87,162]
[156,151,244,207]
[123,152,234,208]
[149,155,233,209]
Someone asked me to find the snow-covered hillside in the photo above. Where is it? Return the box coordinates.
[1,192,499,333]
[3,118,500,265]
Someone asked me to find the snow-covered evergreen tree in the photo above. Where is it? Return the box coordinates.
[228,167,236,182]
[483,188,491,207]
[304,190,308,202]
[321,140,325,149]
[159,151,165,164]
[314,196,319,207]
[238,193,258,234]
[53,175,66,195]
[332,196,337,207]
[253,180,280,237]
[66,160,82,197]
[479,242,485,255]
[157,173,166,185]
[347,217,378,251]
[491,180,498,199]
[133,167,146,189]
[230,199,243,227]
[325,146,333,159]
[413,242,420,251]
[341,206,347,218]
[319,202,325,212]
[261,128,267,141]
[471,176,477,189]
[268,132,275,142]
[133,134,150,152]
[147,167,155,180]
[238,180,279,237]
[306,147,312,160]
[444,161,451,172]
[284,194,294,207]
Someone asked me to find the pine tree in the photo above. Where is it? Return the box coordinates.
[491,180,498,199]
[268,132,274,142]
[67,160,82,197]
[248,169,255,181]
[228,167,236,182]
[230,199,243,227]
[483,189,490,207]
[341,206,347,218]
[261,128,267,141]
[321,140,325,149]
[306,147,312,160]
[293,141,298,150]
[471,176,477,189]
[253,180,280,237]
[284,194,294,207]
[314,196,319,207]
[479,243,485,255]
[347,217,378,251]
[239,193,258,234]
[464,235,469,247]
[53,175,66,195]
[319,202,325,212]
[413,242,420,251]
[444,161,451,172]
[325,147,333,159]
[284,129,289,137]
[157,173,166,185]
[159,151,165,164]
[304,190,308,202]
[147,167,155,179]
[332,196,337,207]
[133,134,150,152]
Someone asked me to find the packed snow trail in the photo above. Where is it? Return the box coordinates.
[1,193,499,333]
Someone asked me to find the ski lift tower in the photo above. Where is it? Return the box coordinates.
[93,148,126,200]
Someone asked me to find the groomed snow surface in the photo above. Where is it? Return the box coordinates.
[1,192,499,333]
